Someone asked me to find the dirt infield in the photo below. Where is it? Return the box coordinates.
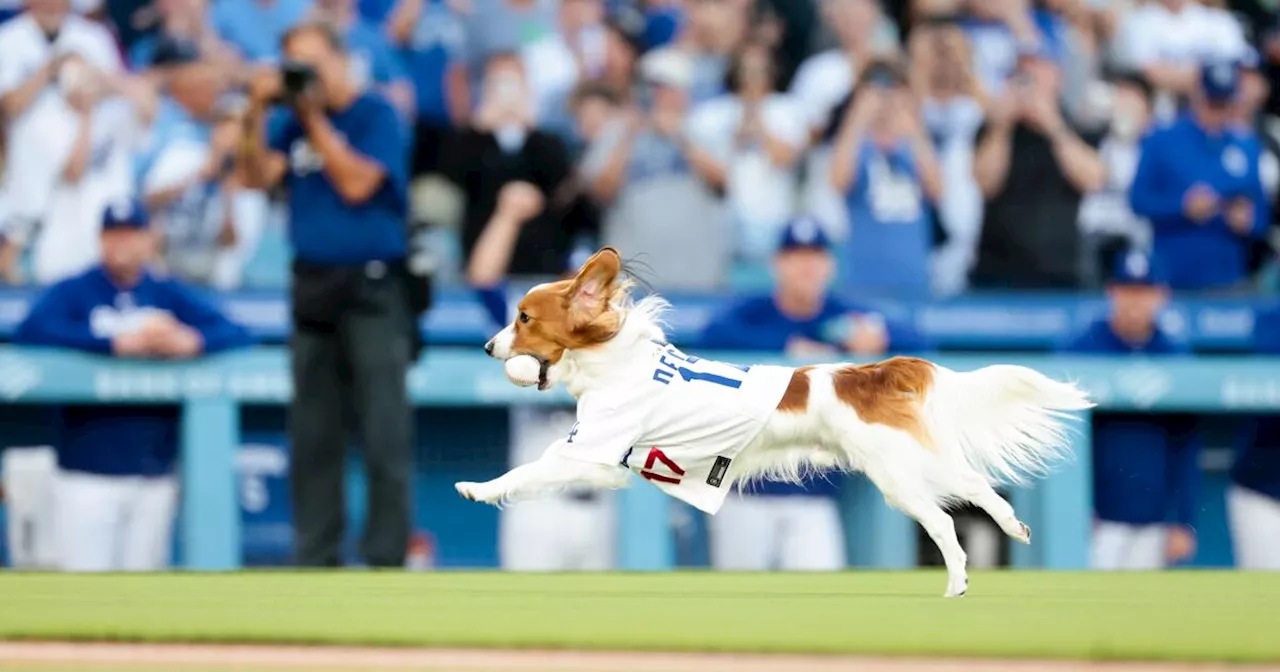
[0,643,1278,672]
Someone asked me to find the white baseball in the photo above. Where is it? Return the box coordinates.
[504,354,542,387]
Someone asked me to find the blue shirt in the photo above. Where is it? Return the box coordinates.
[1129,113,1269,290]
[212,0,311,63]
[1057,319,1201,526]
[398,0,466,126]
[698,294,932,497]
[838,142,933,300]
[1235,307,1280,501]
[12,267,254,476]
[269,93,409,265]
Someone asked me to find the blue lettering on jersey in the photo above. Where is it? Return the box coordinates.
[651,345,750,388]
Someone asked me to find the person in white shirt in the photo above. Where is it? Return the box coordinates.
[0,0,149,284]
[686,43,807,264]
[1112,0,1248,117]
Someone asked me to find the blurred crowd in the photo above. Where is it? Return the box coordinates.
[2,0,1279,297]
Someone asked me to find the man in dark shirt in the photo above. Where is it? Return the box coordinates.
[442,51,591,277]
[240,22,417,568]
[971,48,1107,289]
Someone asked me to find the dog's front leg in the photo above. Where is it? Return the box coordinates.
[455,453,629,506]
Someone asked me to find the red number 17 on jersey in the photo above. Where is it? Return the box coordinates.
[639,447,685,485]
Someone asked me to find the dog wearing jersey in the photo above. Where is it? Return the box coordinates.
[455,248,1094,596]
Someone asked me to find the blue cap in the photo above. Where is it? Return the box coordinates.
[777,216,831,253]
[1200,60,1241,103]
[1110,249,1166,286]
[101,199,149,231]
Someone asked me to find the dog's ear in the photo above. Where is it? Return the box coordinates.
[564,247,621,327]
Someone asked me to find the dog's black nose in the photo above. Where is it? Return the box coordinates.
[484,341,494,356]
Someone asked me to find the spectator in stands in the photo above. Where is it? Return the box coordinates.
[451,0,559,124]
[791,0,891,139]
[794,0,896,254]
[12,200,253,572]
[910,14,985,296]
[1078,73,1156,285]
[212,0,310,63]
[698,216,930,571]
[829,59,943,299]
[1129,61,1269,291]
[1056,249,1200,571]
[583,48,731,290]
[444,52,589,278]
[136,40,267,290]
[311,0,415,119]
[386,0,467,176]
[0,0,129,282]
[1231,306,1280,569]
[521,0,608,142]
[971,48,1105,290]
[686,42,807,263]
[1,58,157,286]
[1112,0,1248,117]
[240,22,418,567]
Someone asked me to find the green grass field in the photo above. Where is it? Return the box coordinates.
[0,571,1276,663]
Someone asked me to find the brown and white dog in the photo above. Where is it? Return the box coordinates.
[455,248,1094,596]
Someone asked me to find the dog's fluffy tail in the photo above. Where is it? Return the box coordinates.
[925,365,1095,486]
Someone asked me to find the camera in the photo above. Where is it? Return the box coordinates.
[279,60,317,103]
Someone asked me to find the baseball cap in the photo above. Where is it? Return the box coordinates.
[1200,60,1241,103]
[777,217,831,253]
[101,200,150,232]
[1109,249,1166,286]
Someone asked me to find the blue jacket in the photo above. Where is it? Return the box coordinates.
[1234,307,1280,501]
[13,267,254,476]
[698,294,932,497]
[1057,319,1201,526]
[1129,114,1269,290]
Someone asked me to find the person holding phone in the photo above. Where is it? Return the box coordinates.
[971,47,1106,290]
[828,58,943,299]
[136,39,268,289]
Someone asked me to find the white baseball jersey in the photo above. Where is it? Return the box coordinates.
[549,341,793,514]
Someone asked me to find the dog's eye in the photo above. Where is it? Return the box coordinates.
[519,312,530,324]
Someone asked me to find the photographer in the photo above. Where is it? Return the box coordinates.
[239,22,417,568]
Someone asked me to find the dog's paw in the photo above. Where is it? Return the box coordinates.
[455,481,501,505]
[455,481,481,502]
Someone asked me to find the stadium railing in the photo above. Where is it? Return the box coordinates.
[3,345,1278,571]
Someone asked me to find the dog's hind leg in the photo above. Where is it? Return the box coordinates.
[953,469,1031,544]
[858,437,969,598]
